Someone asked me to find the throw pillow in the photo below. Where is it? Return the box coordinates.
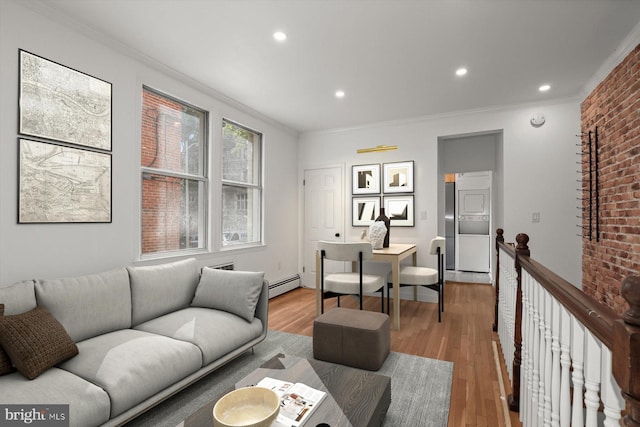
[0,304,14,376]
[191,268,264,322]
[0,306,79,380]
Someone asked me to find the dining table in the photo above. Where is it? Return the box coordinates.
[371,243,417,330]
[315,243,417,331]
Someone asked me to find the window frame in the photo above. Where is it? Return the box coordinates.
[140,85,209,258]
[221,118,264,248]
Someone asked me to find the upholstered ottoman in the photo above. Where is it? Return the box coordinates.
[313,308,390,371]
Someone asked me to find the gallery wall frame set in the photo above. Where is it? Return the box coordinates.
[352,160,415,226]
[17,50,113,223]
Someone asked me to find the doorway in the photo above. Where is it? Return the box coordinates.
[437,130,503,277]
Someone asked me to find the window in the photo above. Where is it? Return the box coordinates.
[222,120,262,246]
[140,87,207,255]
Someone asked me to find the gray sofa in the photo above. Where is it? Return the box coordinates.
[0,258,268,426]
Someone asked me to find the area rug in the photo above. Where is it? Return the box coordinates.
[125,330,453,426]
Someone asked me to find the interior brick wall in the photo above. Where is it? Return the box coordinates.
[581,43,640,315]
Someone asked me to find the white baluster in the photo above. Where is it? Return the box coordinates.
[541,288,552,426]
[531,280,541,427]
[559,306,571,427]
[550,298,561,427]
[520,272,530,425]
[570,317,584,427]
[538,286,551,426]
[583,331,601,427]
[600,345,624,427]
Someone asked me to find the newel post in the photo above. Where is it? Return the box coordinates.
[612,275,640,427]
[508,232,529,412]
[494,228,504,332]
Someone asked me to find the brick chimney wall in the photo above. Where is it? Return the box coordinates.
[581,43,640,315]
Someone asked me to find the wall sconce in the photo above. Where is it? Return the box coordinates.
[356,145,398,154]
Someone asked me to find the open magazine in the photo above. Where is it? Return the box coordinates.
[256,376,327,427]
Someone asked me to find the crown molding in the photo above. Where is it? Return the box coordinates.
[302,95,581,137]
[581,20,640,100]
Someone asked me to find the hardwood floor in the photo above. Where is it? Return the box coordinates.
[267,282,522,427]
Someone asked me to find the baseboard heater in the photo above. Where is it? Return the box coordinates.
[268,274,300,299]
[209,262,234,271]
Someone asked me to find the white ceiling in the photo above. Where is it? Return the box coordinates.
[36,0,640,133]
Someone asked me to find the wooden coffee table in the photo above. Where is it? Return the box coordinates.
[180,353,391,427]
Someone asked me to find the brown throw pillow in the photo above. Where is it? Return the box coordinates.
[0,306,78,380]
[0,304,15,376]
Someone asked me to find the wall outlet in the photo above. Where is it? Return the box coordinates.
[532,212,540,223]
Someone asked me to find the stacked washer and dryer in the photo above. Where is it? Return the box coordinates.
[454,172,491,273]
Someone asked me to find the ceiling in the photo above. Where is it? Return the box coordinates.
[36,0,640,133]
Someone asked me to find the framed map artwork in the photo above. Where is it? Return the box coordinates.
[19,50,112,151]
[19,139,112,223]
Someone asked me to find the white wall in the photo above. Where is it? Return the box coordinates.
[299,100,583,286]
[0,1,299,285]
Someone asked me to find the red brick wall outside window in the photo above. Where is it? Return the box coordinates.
[141,88,206,254]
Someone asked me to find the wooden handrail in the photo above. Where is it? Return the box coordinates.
[495,229,640,426]
[518,254,616,348]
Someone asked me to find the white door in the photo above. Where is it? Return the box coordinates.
[303,166,344,287]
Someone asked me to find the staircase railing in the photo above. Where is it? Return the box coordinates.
[494,228,640,427]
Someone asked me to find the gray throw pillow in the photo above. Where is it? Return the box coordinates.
[191,268,264,322]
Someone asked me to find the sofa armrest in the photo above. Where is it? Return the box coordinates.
[254,280,269,333]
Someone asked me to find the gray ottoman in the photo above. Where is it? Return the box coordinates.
[313,308,390,371]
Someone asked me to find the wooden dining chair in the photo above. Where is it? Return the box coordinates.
[318,241,386,314]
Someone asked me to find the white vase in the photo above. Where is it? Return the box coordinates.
[368,222,387,249]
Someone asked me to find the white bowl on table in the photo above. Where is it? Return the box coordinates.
[213,387,280,427]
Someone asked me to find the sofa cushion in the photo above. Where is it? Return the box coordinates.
[35,268,132,342]
[191,268,264,322]
[0,280,37,315]
[0,304,14,376]
[0,368,111,427]
[0,307,78,380]
[0,280,38,376]
[135,307,264,365]
[128,258,200,326]
[59,328,202,417]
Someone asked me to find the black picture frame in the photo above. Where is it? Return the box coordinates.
[352,196,381,227]
[18,138,112,223]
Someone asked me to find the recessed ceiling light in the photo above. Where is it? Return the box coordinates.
[273,31,287,42]
[456,68,468,76]
[539,84,551,92]
[335,90,345,98]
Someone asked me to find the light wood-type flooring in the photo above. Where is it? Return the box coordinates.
[267,282,522,427]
